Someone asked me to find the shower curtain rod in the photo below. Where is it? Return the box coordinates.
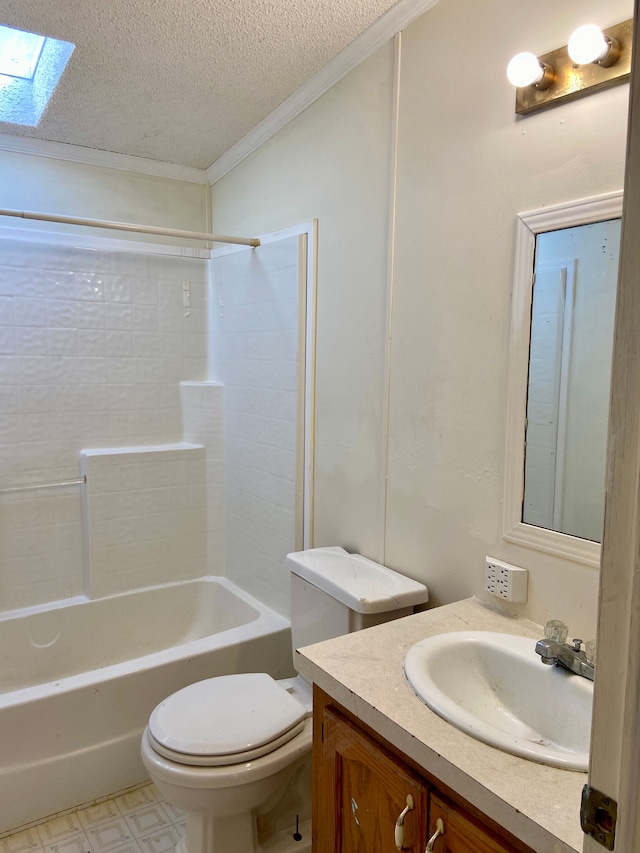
[0,208,261,247]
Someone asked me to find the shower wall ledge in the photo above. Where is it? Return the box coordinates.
[81,442,205,457]
[80,443,208,598]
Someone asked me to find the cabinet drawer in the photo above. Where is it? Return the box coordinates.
[427,792,523,853]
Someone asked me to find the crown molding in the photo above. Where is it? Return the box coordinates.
[206,0,440,185]
[0,0,439,188]
[0,133,209,185]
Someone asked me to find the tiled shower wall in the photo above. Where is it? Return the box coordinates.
[211,236,300,615]
[180,381,226,577]
[0,234,208,612]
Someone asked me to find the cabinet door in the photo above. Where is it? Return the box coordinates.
[315,706,428,853]
[427,793,522,853]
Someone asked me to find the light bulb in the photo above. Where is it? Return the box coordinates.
[568,24,608,64]
[506,52,545,87]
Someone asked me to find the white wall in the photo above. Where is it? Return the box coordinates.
[212,0,632,638]
[0,150,210,239]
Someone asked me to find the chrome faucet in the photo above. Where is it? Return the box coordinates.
[535,620,595,681]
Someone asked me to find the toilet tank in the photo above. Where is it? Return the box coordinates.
[287,547,429,656]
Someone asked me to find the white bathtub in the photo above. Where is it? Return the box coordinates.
[0,577,293,836]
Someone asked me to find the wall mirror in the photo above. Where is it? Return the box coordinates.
[504,191,623,567]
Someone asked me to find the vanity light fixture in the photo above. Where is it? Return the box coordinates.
[507,18,632,115]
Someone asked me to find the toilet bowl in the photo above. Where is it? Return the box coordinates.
[141,548,429,853]
[141,671,313,853]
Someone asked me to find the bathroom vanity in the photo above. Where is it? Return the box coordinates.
[314,688,535,851]
[296,598,586,853]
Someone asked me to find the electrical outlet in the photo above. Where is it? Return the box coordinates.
[485,557,528,603]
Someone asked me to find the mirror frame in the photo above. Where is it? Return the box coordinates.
[504,190,623,568]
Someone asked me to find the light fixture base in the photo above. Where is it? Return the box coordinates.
[598,35,621,68]
[515,18,632,116]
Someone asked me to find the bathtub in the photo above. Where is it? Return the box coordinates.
[0,577,293,836]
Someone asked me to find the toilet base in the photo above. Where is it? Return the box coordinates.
[173,761,311,853]
[180,809,258,853]
[141,721,312,853]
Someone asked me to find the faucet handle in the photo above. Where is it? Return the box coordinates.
[585,639,597,666]
[544,619,569,642]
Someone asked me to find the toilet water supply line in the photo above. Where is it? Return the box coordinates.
[0,208,261,247]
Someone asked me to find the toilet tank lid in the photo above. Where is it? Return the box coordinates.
[286,548,429,613]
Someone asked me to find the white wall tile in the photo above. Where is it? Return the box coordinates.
[106,357,136,384]
[105,302,132,330]
[47,327,77,357]
[14,298,48,327]
[133,332,159,358]
[0,356,17,383]
[0,235,208,612]
[133,304,158,331]
[77,329,107,358]
[108,410,137,438]
[103,277,131,304]
[178,381,225,576]
[224,385,297,421]
[158,306,182,332]
[132,281,158,305]
[0,326,15,354]
[19,385,50,412]
[211,237,300,614]
[46,298,77,327]
[15,327,49,356]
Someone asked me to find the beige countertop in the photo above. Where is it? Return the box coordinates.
[295,596,585,853]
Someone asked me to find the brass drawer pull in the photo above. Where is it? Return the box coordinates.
[425,817,445,851]
[394,794,415,849]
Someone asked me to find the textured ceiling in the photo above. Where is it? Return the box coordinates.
[0,0,400,170]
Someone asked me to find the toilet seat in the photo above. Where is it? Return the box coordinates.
[148,673,306,767]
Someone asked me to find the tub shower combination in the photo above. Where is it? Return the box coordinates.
[0,219,304,837]
[0,577,292,835]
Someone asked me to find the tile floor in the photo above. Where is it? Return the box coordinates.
[0,785,185,853]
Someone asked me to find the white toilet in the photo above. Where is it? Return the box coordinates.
[140,547,429,853]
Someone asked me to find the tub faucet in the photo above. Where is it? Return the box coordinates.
[535,621,595,681]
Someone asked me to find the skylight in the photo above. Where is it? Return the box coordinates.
[0,23,75,127]
[0,25,45,80]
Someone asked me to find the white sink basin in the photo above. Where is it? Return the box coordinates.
[404,631,593,771]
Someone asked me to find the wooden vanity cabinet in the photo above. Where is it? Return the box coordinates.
[313,686,535,853]
[316,703,428,852]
